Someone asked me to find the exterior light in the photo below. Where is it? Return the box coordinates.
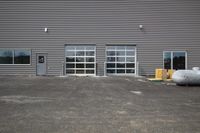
[44,28,48,33]
[139,25,143,29]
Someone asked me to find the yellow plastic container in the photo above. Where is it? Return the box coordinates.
[155,69,167,80]
[167,69,175,79]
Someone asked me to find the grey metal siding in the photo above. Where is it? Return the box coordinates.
[0,0,200,76]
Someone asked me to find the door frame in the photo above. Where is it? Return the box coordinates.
[36,53,48,76]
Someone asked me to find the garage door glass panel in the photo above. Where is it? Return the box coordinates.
[107,57,115,62]
[116,46,125,50]
[76,46,85,50]
[76,51,84,56]
[86,46,95,50]
[66,64,75,68]
[86,51,95,56]
[126,69,135,73]
[67,46,75,50]
[127,63,135,68]
[76,70,84,74]
[86,64,94,68]
[66,45,96,75]
[127,57,134,62]
[116,51,125,56]
[106,46,136,75]
[127,46,135,50]
[107,69,115,73]
[126,51,135,56]
[117,69,125,73]
[76,57,84,62]
[66,70,75,74]
[66,57,75,62]
[117,63,125,68]
[107,51,115,56]
[86,70,94,74]
[86,57,94,62]
[107,46,115,50]
[117,57,125,62]
[107,63,115,68]
[76,64,84,68]
[66,51,75,56]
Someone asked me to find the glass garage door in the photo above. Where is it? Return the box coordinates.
[106,46,136,75]
[65,45,96,76]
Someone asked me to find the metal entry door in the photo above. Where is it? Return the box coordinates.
[36,53,47,75]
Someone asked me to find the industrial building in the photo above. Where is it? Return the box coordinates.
[0,0,200,76]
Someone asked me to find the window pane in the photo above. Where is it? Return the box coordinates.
[107,63,115,68]
[66,70,75,74]
[116,46,125,50]
[126,46,135,51]
[126,51,135,56]
[173,52,186,70]
[117,69,125,73]
[86,51,95,56]
[14,50,30,64]
[127,63,135,68]
[116,51,125,56]
[38,56,44,63]
[107,57,115,62]
[86,57,94,62]
[164,52,171,69]
[76,57,84,62]
[126,57,135,62]
[66,51,75,56]
[76,46,85,50]
[76,51,84,56]
[116,57,125,62]
[66,46,75,50]
[117,63,125,68]
[76,64,84,68]
[86,64,94,68]
[107,46,115,50]
[66,57,75,62]
[126,69,135,73]
[76,70,84,74]
[0,50,13,64]
[107,69,115,73]
[107,51,115,56]
[66,64,75,68]
[86,70,94,74]
[86,46,95,50]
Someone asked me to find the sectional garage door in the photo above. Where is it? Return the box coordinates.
[106,46,136,75]
[65,45,96,76]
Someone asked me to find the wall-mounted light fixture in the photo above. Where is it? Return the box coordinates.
[139,25,143,30]
[44,27,48,33]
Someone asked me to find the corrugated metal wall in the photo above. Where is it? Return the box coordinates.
[0,0,200,76]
